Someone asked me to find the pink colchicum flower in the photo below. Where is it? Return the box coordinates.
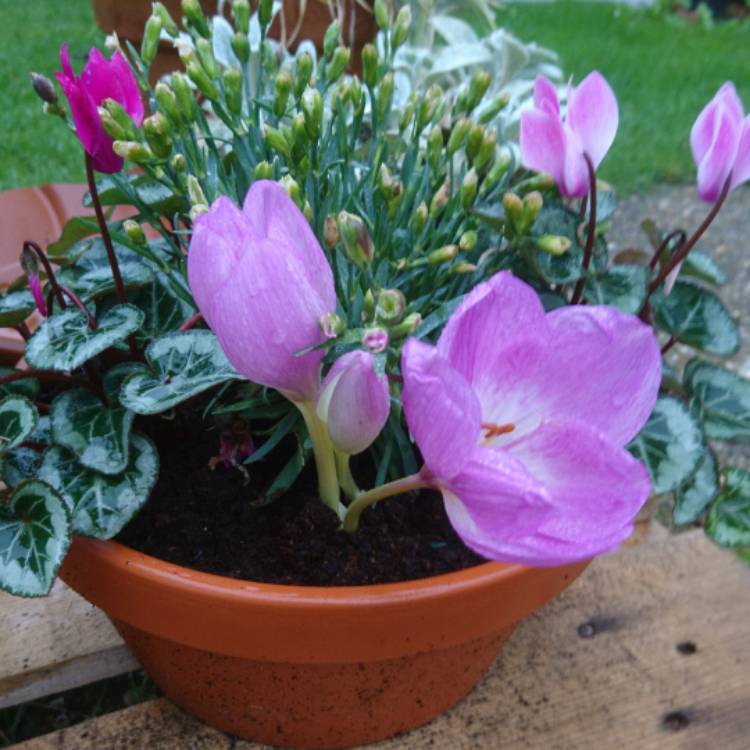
[401,272,661,566]
[691,82,750,203]
[187,181,336,403]
[55,44,144,173]
[317,351,390,456]
[520,72,618,197]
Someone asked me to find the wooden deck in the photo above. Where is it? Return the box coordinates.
[3,528,749,749]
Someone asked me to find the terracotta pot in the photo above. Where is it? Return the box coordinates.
[91,0,375,80]
[61,535,586,749]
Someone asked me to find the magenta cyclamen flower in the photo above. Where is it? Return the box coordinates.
[317,351,390,455]
[28,274,47,317]
[691,82,750,203]
[520,72,618,197]
[187,181,336,403]
[55,44,144,173]
[401,272,661,566]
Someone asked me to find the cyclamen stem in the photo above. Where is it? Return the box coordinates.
[296,401,345,520]
[649,229,686,271]
[648,176,731,295]
[23,241,66,310]
[341,472,432,534]
[179,311,204,332]
[84,153,140,359]
[570,154,597,305]
[60,287,97,329]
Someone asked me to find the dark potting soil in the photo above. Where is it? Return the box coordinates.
[118,410,485,586]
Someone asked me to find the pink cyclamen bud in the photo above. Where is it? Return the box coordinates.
[55,44,144,173]
[29,274,48,317]
[187,181,336,403]
[520,72,618,197]
[690,82,750,203]
[362,328,388,353]
[317,351,390,455]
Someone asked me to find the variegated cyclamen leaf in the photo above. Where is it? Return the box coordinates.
[2,446,44,488]
[706,467,750,550]
[0,290,35,327]
[583,265,649,314]
[50,389,134,475]
[0,396,38,454]
[0,480,71,597]
[0,368,40,401]
[680,250,727,287]
[674,450,719,525]
[55,258,153,301]
[25,304,144,371]
[120,330,242,415]
[38,433,158,540]
[627,397,704,495]
[125,277,196,346]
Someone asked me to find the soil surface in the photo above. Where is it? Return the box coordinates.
[118,410,485,586]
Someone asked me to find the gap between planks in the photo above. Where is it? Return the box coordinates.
[10,529,750,750]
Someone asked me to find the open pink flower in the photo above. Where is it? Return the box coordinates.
[520,72,618,197]
[691,82,750,203]
[55,44,143,173]
[187,181,336,403]
[401,272,660,566]
[317,351,390,455]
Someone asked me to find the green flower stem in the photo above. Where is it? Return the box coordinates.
[341,472,431,533]
[296,401,345,519]
[335,450,360,501]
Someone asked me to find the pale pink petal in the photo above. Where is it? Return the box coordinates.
[197,236,331,401]
[730,116,750,191]
[401,338,481,480]
[437,271,549,385]
[567,71,618,168]
[696,103,741,202]
[520,108,567,189]
[318,351,390,455]
[440,446,552,562]
[242,181,335,310]
[560,124,590,197]
[533,75,559,116]
[504,420,651,564]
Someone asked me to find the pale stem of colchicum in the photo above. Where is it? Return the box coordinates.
[341,472,432,534]
[335,450,360,501]
[296,401,346,519]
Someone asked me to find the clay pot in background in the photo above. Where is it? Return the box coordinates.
[91,0,375,81]
[61,535,587,749]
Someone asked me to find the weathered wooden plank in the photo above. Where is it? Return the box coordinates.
[13,530,750,750]
[0,580,137,710]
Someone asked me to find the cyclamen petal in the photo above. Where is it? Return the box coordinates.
[566,71,618,169]
[533,75,560,116]
[187,186,336,402]
[696,101,742,203]
[729,117,750,191]
[317,351,390,456]
[519,109,568,190]
[55,44,143,173]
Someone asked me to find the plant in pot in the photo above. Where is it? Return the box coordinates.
[2,2,750,748]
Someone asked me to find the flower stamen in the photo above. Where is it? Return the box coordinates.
[482,422,516,439]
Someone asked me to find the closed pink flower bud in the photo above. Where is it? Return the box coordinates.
[187,181,336,403]
[691,82,750,203]
[29,274,47,317]
[55,44,144,173]
[317,351,390,455]
[520,72,618,197]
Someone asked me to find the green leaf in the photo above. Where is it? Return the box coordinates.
[651,281,739,356]
[0,290,35,327]
[680,250,727,287]
[50,389,134,476]
[628,397,704,494]
[530,205,584,284]
[46,216,100,256]
[124,277,196,346]
[25,304,144,371]
[38,433,159,540]
[684,359,750,442]
[0,480,71,597]
[583,265,649,314]
[674,450,718,525]
[0,396,38,454]
[55,256,153,300]
[120,330,241,415]
[2,446,43,488]
[254,442,311,507]
[89,174,185,215]
[0,368,40,401]
[705,467,750,549]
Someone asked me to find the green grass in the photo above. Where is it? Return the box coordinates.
[0,0,103,190]
[499,1,750,195]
